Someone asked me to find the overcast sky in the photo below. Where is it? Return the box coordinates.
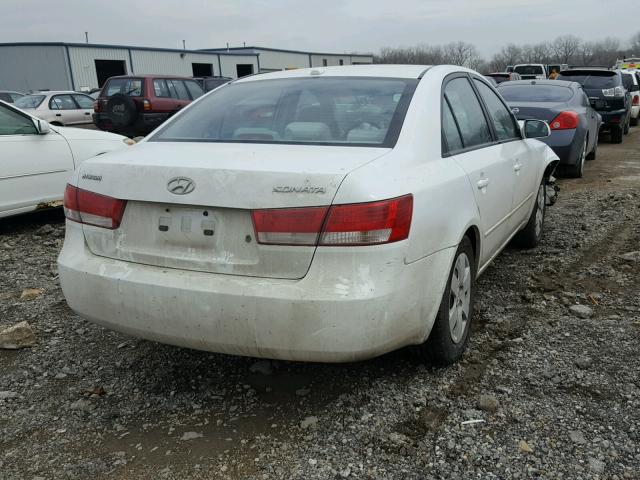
[2,0,638,57]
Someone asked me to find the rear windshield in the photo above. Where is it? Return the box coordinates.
[557,72,620,89]
[498,84,574,102]
[14,95,45,109]
[150,77,417,147]
[514,65,544,75]
[103,78,143,97]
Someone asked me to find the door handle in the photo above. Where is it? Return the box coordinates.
[477,178,490,189]
[85,112,91,115]
[55,114,61,117]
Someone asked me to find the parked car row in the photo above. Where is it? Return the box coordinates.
[489,60,640,175]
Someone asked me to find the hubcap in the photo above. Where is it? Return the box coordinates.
[579,138,587,174]
[534,184,545,238]
[448,252,471,344]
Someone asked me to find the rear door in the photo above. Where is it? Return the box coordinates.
[71,94,95,125]
[0,103,74,214]
[473,77,536,230]
[166,79,192,113]
[442,74,515,264]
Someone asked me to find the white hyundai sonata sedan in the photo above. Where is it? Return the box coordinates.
[58,65,559,364]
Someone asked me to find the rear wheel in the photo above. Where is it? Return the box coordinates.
[586,131,597,160]
[514,181,546,248]
[415,236,475,366]
[611,126,623,144]
[566,136,587,178]
[624,117,630,135]
[631,116,638,127]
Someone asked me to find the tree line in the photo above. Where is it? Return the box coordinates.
[375,31,640,73]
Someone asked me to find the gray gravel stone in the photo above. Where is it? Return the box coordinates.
[569,304,594,319]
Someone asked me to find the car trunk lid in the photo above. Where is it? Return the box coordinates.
[509,102,566,123]
[75,142,389,279]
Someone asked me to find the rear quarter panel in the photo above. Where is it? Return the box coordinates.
[333,66,481,265]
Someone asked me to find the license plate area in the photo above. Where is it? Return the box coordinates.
[156,205,218,248]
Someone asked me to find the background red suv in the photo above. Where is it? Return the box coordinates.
[93,75,205,136]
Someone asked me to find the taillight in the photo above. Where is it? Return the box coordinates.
[549,111,579,130]
[251,195,413,247]
[63,184,127,229]
[251,207,328,246]
[93,100,100,113]
[633,94,639,106]
[143,99,152,111]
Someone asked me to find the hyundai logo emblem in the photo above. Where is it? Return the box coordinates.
[167,177,195,195]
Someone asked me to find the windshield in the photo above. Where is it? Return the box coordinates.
[498,84,574,102]
[150,77,417,147]
[557,72,619,89]
[14,95,45,109]
[514,65,544,75]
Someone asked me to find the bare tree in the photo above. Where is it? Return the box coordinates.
[550,35,582,64]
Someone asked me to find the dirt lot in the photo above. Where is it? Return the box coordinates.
[1,130,639,479]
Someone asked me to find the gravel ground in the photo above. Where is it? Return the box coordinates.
[1,129,639,479]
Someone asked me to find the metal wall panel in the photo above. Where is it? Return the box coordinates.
[219,55,260,78]
[251,50,311,71]
[68,47,130,90]
[131,51,222,77]
[0,45,70,92]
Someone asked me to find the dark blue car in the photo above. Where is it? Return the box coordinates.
[497,80,601,178]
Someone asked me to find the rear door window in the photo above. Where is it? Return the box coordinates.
[442,100,463,152]
[474,79,520,141]
[50,95,78,110]
[72,94,94,109]
[444,77,493,149]
[167,80,190,100]
[184,80,204,99]
[104,78,143,97]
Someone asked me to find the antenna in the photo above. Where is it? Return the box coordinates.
[182,39,186,50]
[85,32,89,44]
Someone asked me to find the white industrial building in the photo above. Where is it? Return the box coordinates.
[202,46,374,72]
[0,42,373,92]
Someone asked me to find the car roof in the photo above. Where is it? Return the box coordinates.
[106,74,196,80]
[498,79,577,88]
[235,65,433,83]
[28,90,85,96]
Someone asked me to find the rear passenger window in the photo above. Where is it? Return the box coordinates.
[50,95,77,110]
[153,79,170,98]
[442,100,463,152]
[473,79,520,141]
[167,80,190,100]
[444,77,493,149]
[184,81,204,100]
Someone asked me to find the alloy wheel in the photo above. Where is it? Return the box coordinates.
[534,183,545,239]
[448,252,471,344]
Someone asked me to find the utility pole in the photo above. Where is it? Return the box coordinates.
[182,39,186,50]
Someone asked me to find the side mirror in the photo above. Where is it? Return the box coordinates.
[523,119,550,139]
[36,119,51,134]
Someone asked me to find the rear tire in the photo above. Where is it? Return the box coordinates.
[611,127,623,144]
[566,136,587,178]
[514,181,546,248]
[586,132,597,160]
[624,117,630,135]
[631,117,639,127]
[415,236,475,366]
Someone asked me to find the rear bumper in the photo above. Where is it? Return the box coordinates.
[57,222,453,362]
[598,109,628,129]
[93,112,170,136]
[540,129,583,165]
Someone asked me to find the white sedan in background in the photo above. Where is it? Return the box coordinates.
[0,101,132,219]
[58,65,559,364]
[14,91,95,127]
